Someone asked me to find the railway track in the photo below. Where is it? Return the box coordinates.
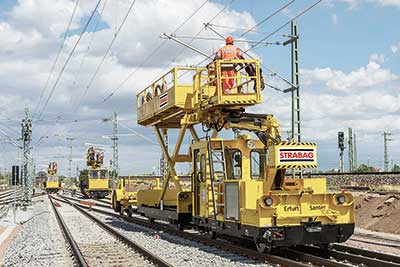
[60,194,111,209]
[295,243,400,267]
[49,195,172,267]
[350,232,400,248]
[53,194,398,267]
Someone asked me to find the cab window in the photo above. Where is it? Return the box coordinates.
[89,170,98,179]
[99,170,108,179]
[199,154,206,182]
[250,149,268,179]
[226,149,242,179]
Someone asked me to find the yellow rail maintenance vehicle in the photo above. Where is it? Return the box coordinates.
[112,176,161,216]
[45,161,60,193]
[79,147,111,199]
[136,58,355,252]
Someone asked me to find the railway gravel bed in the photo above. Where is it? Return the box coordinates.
[3,196,74,267]
[54,197,154,267]
[87,210,272,267]
[57,194,400,267]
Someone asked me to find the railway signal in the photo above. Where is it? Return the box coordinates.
[338,131,345,173]
[11,165,20,186]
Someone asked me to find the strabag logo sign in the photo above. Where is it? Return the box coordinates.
[159,92,168,109]
[278,147,316,164]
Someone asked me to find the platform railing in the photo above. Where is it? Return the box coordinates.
[197,59,262,107]
[137,67,203,108]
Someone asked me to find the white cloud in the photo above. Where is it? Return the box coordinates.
[0,0,257,175]
[328,0,400,8]
[391,43,400,55]
[369,0,400,7]
[300,59,398,91]
[369,53,385,64]
[331,13,338,25]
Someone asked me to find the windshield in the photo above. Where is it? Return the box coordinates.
[250,149,268,179]
[47,175,58,182]
[90,170,109,179]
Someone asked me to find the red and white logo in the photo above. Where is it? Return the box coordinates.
[278,148,315,163]
[159,93,168,108]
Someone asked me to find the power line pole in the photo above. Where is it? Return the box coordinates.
[111,112,119,188]
[348,128,353,172]
[291,20,300,143]
[353,133,357,169]
[21,108,32,205]
[66,137,74,179]
[113,112,119,177]
[383,131,392,171]
[290,20,301,178]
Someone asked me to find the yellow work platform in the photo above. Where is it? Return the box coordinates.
[137,59,262,127]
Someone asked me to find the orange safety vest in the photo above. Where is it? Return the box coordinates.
[217,44,242,60]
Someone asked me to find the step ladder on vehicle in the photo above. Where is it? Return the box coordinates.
[207,137,227,219]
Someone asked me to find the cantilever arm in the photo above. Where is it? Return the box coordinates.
[223,113,281,146]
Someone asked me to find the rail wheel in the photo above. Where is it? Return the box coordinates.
[112,193,122,213]
[318,243,333,250]
[126,206,133,217]
[207,229,216,239]
[177,223,184,231]
[254,238,271,254]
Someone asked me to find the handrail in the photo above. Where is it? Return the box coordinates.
[137,66,204,107]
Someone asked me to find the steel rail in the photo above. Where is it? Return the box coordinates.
[276,248,349,267]
[333,244,400,265]
[352,232,400,246]
[309,171,400,176]
[60,194,111,209]
[0,189,23,199]
[350,237,400,249]
[297,244,400,267]
[53,196,329,267]
[48,195,88,267]
[57,194,400,267]
[57,195,173,267]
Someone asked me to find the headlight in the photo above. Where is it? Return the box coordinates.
[337,195,346,204]
[264,197,273,206]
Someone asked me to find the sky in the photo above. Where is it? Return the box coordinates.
[0,0,398,176]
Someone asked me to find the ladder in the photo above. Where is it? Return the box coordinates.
[207,137,227,219]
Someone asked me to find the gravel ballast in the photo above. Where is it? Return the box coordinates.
[4,197,74,267]
[92,212,272,267]
[56,199,154,267]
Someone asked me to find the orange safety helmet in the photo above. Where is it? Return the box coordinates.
[226,36,234,45]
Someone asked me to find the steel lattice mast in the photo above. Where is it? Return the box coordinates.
[21,108,32,205]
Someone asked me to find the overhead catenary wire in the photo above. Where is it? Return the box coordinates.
[76,0,137,109]
[71,0,108,97]
[177,1,324,89]
[33,0,80,120]
[147,0,236,85]
[102,0,210,103]
[206,23,270,35]
[170,0,291,73]
[119,123,158,145]
[0,127,20,148]
[238,0,295,38]
[36,0,103,122]
[244,0,324,53]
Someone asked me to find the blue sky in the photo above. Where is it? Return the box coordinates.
[0,0,398,175]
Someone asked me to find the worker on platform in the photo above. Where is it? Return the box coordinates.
[215,36,244,93]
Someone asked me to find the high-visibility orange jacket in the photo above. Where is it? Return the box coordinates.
[216,44,243,60]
